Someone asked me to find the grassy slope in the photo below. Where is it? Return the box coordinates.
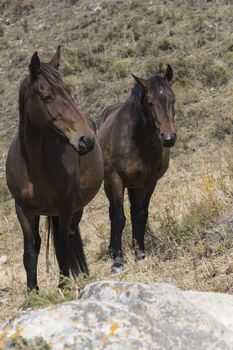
[0,0,233,325]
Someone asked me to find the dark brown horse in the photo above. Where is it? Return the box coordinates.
[6,47,103,290]
[98,65,176,274]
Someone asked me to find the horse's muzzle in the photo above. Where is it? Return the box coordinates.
[160,133,177,148]
[77,135,95,155]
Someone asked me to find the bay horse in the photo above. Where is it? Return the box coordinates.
[98,65,176,274]
[6,47,103,290]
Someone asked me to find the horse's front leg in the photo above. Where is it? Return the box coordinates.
[15,204,40,291]
[104,174,125,274]
[128,184,156,261]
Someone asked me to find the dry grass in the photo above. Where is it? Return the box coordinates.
[0,0,233,327]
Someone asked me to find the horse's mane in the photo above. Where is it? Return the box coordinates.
[130,75,168,121]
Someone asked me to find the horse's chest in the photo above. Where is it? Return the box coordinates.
[118,153,161,187]
[20,161,81,212]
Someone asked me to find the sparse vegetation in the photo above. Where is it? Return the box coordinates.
[201,60,228,87]
[0,26,4,38]
[0,0,233,327]
[7,335,51,350]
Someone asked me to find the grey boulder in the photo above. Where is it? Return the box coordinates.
[1,281,233,349]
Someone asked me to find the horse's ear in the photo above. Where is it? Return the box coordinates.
[164,64,173,83]
[49,45,61,69]
[131,74,149,89]
[29,52,40,81]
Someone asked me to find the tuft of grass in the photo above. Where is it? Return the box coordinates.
[201,61,228,87]
[0,26,4,37]
[147,152,233,262]
[213,119,232,140]
[157,39,176,51]
[173,57,196,84]
[154,198,219,260]
[117,44,136,58]
[24,277,77,310]
[108,60,128,79]
[9,336,51,350]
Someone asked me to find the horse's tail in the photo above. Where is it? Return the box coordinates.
[46,216,89,278]
[69,226,89,277]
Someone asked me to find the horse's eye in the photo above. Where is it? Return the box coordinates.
[43,95,53,103]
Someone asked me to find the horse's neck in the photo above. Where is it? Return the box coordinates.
[20,118,44,178]
[133,116,159,150]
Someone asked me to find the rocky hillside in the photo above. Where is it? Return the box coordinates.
[0,0,233,325]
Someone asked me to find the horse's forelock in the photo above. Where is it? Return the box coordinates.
[38,62,61,87]
[148,75,169,92]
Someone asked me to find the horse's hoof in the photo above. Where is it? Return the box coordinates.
[111,264,123,275]
[135,249,146,261]
[108,247,116,258]
[27,285,39,293]
[58,278,70,290]
[110,251,123,274]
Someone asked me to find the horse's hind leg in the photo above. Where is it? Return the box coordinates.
[104,176,125,274]
[128,186,155,261]
[15,204,40,291]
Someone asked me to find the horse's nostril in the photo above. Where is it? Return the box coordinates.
[161,133,176,141]
[78,136,95,155]
[165,134,171,141]
[79,136,88,148]
[160,132,177,148]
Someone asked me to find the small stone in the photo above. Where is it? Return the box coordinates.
[0,256,7,266]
